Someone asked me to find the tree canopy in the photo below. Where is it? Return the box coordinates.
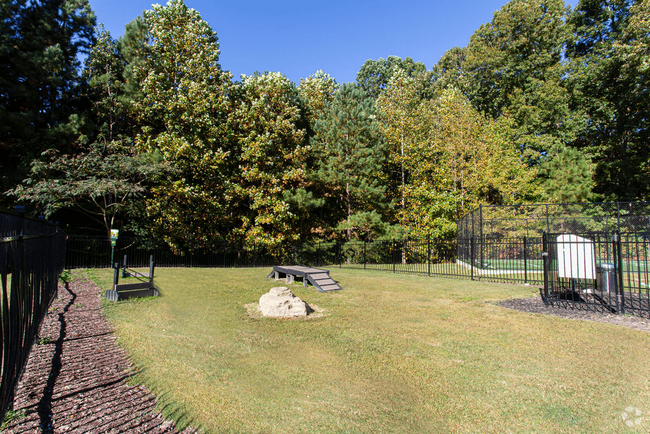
[7,0,650,251]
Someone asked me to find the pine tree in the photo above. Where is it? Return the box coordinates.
[312,84,388,240]
[0,0,95,201]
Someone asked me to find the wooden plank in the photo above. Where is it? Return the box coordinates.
[310,273,329,280]
[115,282,154,291]
[314,278,334,285]
[320,284,341,291]
[273,265,327,276]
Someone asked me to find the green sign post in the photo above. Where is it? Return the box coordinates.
[110,229,119,267]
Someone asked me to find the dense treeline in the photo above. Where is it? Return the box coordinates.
[2,0,649,251]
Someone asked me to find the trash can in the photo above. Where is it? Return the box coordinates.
[596,263,616,293]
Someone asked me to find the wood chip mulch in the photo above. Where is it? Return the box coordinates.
[498,294,650,333]
[3,278,198,434]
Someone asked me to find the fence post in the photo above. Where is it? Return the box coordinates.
[470,238,475,281]
[392,240,396,274]
[427,236,431,277]
[363,240,366,270]
[317,242,321,268]
[479,204,484,269]
[614,232,625,314]
[542,232,549,305]
[339,243,341,268]
[523,236,528,284]
[113,265,119,290]
[149,255,155,283]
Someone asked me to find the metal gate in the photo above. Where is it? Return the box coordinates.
[542,232,650,318]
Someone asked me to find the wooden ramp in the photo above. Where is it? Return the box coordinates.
[267,265,342,292]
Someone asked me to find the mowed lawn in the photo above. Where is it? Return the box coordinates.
[88,268,650,433]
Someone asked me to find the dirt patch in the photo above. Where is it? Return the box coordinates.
[498,296,650,333]
[3,277,198,434]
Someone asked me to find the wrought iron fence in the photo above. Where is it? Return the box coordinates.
[68,229,650,319]
[0,211,66,422]
[542,232,650,318]
[65,235,542,284]
[65,236,288,269]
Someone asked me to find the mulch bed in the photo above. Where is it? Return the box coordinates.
[498,295,650,333]
[3,278,198,434]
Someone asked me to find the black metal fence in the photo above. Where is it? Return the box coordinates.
[65,236,293,269]
[1,211,66,423]
[66,230,650,319]
[65,235,542,284]
[542,232,650,318]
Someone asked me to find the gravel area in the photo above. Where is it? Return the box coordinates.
[498,294,650,333]
[3,278,198,434]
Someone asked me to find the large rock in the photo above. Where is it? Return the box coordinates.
[259,287,311,317]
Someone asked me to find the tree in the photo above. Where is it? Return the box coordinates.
[11,144,172,236]
[567,0,650,200]
[118,16,149,103]
[539,145,594,203]
[133,0,234,252]
[431,89,538,212]
[228,72,311,248]
[434,0,592,202]
[379,82,538,238]
[431,46,466,93]
[298,70,339,128]
[312,84,388,240]
[10,27,172,235]
[356,55,427,99]
[0,0,95,201]
[84,27,129,146]
[376,71,430,232]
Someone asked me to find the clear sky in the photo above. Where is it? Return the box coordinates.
[88,0,572,85]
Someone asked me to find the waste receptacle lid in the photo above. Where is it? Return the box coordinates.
[598,263,615,270]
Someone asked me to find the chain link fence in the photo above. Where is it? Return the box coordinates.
[457,202,650,240]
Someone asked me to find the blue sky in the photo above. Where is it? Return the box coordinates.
[88,0,572,85]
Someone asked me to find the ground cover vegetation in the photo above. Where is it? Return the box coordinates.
[4,0,650,252]
[87,267,650,433]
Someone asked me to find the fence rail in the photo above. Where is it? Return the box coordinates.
[65,236,543,285]
[1,211,66,423]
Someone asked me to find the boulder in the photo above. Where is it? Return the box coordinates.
[259,287,311,317]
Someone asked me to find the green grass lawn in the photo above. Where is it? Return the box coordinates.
[87,268,650,433]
